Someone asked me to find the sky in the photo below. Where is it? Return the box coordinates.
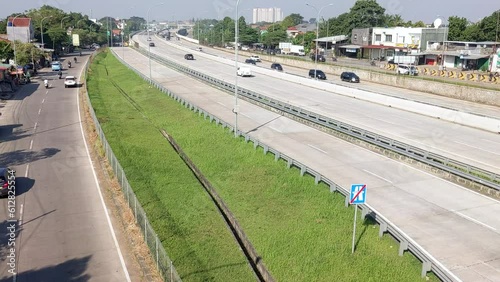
[1,0,498,24]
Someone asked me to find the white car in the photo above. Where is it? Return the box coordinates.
[397,64,419,76]
[237,67,252,77]
[249,55,261,62]
[64,76,77,88]
[241,46,249,51]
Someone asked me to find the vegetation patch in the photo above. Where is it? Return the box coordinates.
[87,49,438,281]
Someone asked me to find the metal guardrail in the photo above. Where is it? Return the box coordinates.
[112,47,462,282]
[83,50,182,282]
[133,44,500,193]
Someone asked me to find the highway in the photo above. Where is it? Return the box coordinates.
[118,41,500,281]
[140,35,500,176]
[0,56,131,281]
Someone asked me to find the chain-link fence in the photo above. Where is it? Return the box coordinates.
[84,52,182,282]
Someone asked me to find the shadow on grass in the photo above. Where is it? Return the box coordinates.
[354,215,378,250]
[0,255,92,282]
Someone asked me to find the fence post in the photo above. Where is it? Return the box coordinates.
[145,213,147,240]
[156,236,159,270]
[134,196,137,218]
[170,261,173,282]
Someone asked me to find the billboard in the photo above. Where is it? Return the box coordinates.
[72,34,80,47]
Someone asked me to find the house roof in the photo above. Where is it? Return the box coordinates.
[7,17,31,27]
[313,35,348,43]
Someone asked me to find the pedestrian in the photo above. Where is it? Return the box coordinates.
[489,72,493,81]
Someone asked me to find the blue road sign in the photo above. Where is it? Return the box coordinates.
[350,184,367,204]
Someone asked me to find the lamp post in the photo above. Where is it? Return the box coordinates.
[41,16,53,52]
[60,16,70,28]
[147,2,164,82]
[234,0,243,137]
[11,15,23,66]
[434,16,446,70]
[306,3,333,79]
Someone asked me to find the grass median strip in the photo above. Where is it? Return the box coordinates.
[88,49,439,281]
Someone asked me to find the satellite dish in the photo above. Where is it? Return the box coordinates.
[433,18,442,28]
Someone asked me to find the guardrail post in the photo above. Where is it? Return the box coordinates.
[379,222,387,237]
[300,166,306,176]
[314,175,320,185]
[263,145,269,155]
[329,184,337,193]
[274,152,280,161]
[345,196,350,207]
[361,206,369,218]
[421,261,431,278]
[253,141,259,150]
[399,240,408,256]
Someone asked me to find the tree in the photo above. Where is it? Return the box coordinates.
[385,14,405,27]
[0,20,6,34]
[280,13,304,29]
[0,41,14,62]
[448,16,468,41]
[412,21,426,27]
[12,41,44,66]
[347,0,386,31]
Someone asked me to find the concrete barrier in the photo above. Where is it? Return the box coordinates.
[160,36,500,133]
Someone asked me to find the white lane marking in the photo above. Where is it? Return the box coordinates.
[19,204,24,225]
[269,126,282,133]
[38,109,41,115]
[363,169,394,184]
[455,211,497,231]
[41,98,45,104]
[25,164,29,178]
[369,116,399,126]
[216,101,225,107]
[453,140,500,156]
[307,144,328,154]
[76,68,131,282]
[481,139,500,146]
[29,140,33,150]
[34,122,38,131]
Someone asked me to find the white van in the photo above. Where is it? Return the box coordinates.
[237,67,252,77]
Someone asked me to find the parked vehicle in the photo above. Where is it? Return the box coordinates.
[271,63,283,71]
[340,72,360,83]
[184,54,194,60]
[245,59,256,65]
[51,61,62,71]
[280,43,305,56]
[308,69,326,80]
[64,76,77,88]
[397,64,418,76]
[197,47,202,52]
[237,67,252,77]
[249,55,261,62]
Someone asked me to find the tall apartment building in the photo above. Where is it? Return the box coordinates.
[252,8,283,23]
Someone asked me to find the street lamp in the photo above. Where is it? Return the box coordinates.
[234,0,243,137]
[147,2,164,82]
[434,16,447,70]
[11,15,24,66]
[306,2,333,79]
[41,16,53,52]
[196,11,209,46]
[60,16,70,28]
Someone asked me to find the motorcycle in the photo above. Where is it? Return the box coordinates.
[68,62,72,68]
[44,79,49,89]
[58,71,63,79]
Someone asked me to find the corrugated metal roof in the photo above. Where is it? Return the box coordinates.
[7,17,31,27]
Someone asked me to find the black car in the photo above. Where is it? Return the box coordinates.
[149,42,155,47]
[245,59,256,65]
[184,54,194,60]
[308,69,327,80]
[271,63,283,71]
[0,167,12,197]
[340,72,360,83]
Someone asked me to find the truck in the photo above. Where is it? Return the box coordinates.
[279,43,305,56]
[388,56,417,65]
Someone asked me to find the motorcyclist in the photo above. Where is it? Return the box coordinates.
[58,70,62,79]
[74,57,77,63]
[44,79,49,88]
[68,61,72,68]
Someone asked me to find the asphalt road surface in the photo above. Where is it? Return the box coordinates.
[117,45,500,282]
[0,55,130,281]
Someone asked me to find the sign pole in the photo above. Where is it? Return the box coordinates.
[352,205,358,254]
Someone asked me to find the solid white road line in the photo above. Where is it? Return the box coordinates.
[453,140,500,156]
[455,211,497,231]
[307,144,328,154]
[76,67,131,282]
[363,169,394,184]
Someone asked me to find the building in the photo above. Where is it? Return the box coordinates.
[252,8,283,24]
[6,17,34,44]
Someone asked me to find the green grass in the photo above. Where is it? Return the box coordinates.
[87,49,439,282]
